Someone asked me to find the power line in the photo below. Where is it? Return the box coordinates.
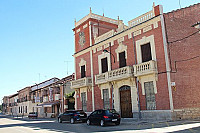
[168,29,200,44]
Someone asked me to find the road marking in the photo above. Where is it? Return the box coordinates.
[181,123,196,133]
[152,124,154,128]
[166,122,169,127]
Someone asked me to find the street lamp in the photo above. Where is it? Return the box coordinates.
[103,49,115,63]
[103,47,115,109]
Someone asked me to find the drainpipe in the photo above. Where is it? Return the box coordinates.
[109,42,114,109]
[160,6,174,112]
[89,21,95,111]
[132,32,141,119]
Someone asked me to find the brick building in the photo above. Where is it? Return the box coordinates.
[2,75,74,118]
[2,96,9,114]
[164,3,200,119]
[31,77,60,118]
[17,87,32,116]
[71,3,200,120]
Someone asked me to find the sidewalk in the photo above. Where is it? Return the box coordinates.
[121,118,170,125]
[1,114,57,122]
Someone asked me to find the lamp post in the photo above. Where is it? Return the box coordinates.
[103,43,115,109]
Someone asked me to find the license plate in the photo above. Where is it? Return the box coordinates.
[112,119,117,121]
[80,114,84,116]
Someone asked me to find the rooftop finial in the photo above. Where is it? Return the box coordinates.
[153,2,155,7]
[90,7,92,13]
[117,16,120,24]
[74,18,76,26]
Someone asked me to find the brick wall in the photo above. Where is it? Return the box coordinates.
[164,3,200,118]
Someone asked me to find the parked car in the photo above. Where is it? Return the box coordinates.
[28,112,38,119]
[58,110,87,124]
[87,109,121,126]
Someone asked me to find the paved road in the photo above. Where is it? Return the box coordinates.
[1,114,200,133]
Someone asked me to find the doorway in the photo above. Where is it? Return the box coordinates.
[119,85,133,118]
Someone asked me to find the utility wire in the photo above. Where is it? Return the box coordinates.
[168,29,200,44]
[174,55,200,72]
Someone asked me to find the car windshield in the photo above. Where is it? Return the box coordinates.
[29,112,37,114]
[76,110,85,114]
[106,109,117,114]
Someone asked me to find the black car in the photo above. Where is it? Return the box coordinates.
[58,110,87,124]
[28,112,38,119]
[87,109,121,126]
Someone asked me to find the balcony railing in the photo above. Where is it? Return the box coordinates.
[133,60,157,77]
[95,66,134,84]
[71,77,92,89]
[128,8,155,27]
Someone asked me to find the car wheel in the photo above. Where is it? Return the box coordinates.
[115,121,120,125]
[87,119,91,125]
[58,118,62,123]
[100,120,105,127]
[70,118,75,124]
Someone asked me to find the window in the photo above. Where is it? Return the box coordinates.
[144,81,156,110]
[119,51,126,68]
[97,110,103,115]
[25,106,27,113]
[101,57,108,73]
[81,65,86,78]
[52,105,55,113]
[81,92,87,112]
[141,43,152,62]
[19,107,20,113]
[91,111,97,115]
[103,89,110,109]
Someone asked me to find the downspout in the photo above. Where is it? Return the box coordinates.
[109,42,114,109]
[132,32,141,119]
[89,21,95,111]
[159,6,174,112]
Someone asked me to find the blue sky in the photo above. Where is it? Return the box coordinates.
[0,0,199,103]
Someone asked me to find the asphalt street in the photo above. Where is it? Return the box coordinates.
[1,114,200,133]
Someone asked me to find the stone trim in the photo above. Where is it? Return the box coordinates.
[115,43,127,62]
[136,35,157,64]
[99,83,111,99]
[98,52,111,74]
[73,17,161,58]
[80,87,88,102]
[138,74,158,95]
[79,58,86,73]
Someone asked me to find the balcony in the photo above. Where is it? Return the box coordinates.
[95,66,134,84]
[71,77,92,89]
[133,60,157,77]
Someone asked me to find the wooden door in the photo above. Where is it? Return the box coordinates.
[120,86,133,118]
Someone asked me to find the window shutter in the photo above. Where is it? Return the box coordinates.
[101,58,108,73]
[81,65,86,78]
[119,51,127,68]
[103,89,110,109]
[144,81,156,110]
